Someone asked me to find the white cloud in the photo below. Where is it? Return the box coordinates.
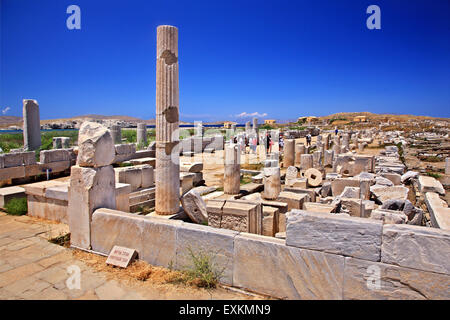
[236,112,268,118]
[2,107,10,115]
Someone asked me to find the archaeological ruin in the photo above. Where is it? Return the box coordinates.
[0,25,449,301]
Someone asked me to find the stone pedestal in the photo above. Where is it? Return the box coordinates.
[23,99,41,151]
[137,123,148,146]
[324,150,334,167]
[68,165,116,249]
[263,167,281,200]
[224,144,240,195]
[295,144,305,166]
[300,154,313,171]
[155,25,181,215]
[284,139,295,168]
[110,125,122,144]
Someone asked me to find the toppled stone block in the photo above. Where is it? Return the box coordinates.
[425,192,450,230]
[401,171,419,183]
[340,186,360,198]
[340,198,363,217]
[370,185,409,204]
[331,178,360,196]
[375,176,394,186]
[370,209,407,224]
[77,122,115,167]
[277,191,308,210]
[115,143,137,155]
[181,189,208,224]
[381,172,402,185]
[286,210,382,262]
[418,175,445,196]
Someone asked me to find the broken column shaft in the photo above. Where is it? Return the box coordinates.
[23,99,41,151]
[155,25,180,215]
[137,123,147,145]
[224,144,240,194]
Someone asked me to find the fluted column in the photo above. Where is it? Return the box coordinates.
[155,25,180,215]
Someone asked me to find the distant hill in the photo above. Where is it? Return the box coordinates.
[0,116,22,127]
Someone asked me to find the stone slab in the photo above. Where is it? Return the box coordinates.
[233,233,345,299]
[286,210,382,262]
[343,257,450,300]
[381,224,450,275]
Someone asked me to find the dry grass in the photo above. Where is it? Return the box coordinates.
[72,250,186,286]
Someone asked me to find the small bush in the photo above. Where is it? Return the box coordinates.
[183,247,224,288]
[5,197,28,216]
[426,172,441,179]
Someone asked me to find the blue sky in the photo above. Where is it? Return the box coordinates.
[1,0,449,122]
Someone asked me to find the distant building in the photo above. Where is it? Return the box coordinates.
[223,121,237,129]
[297,116,318,123]
[264,119,276,125]
[353,116,368,122]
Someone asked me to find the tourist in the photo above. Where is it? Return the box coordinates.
[306,133,311,147]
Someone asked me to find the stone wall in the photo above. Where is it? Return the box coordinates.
[0,149,75,182]
[90,207,450,300]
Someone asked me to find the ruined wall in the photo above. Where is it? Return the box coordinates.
[90,208,450,300]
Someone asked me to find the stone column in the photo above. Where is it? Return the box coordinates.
[224,144,240,194]
[137,123,147,145]
[446,157,450,175]
[155,25,180,215]
[263,166,280,200]
[324,150,334,167]
[313,150,322,167]
[300,154,313,171]
[324,134,330,150]
[245,121,251,133]
[110,125,122,144]
[23,99,41,151]
[295,143,305,166]
[195,121,203,137]
[283,139,295,167]
[68,122,116,249]
[252,118,258,131]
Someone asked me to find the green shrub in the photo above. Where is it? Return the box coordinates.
[122,129,137,143]
[426,172,441,179]
[5,197,28,216]
[183,247,224,288]
[0,133,23,153]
